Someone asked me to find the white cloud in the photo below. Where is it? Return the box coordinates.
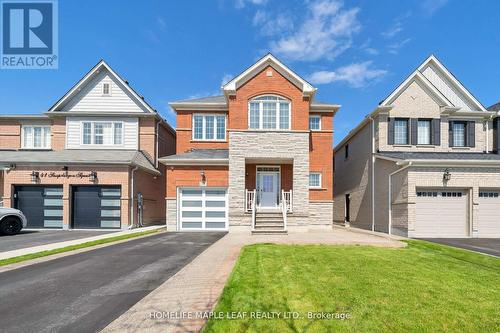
[388,38,411,54]
[381,22,403,38]
[421,0,449,15]
[157,17,167,31]
[308,61,387,88]
[221,73,233,86]
[235,0,267,9]
[253,10,293,36]
[360,39,379,55]
[269,0,361,61]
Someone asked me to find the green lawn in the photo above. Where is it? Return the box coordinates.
[204,240,500,333]
[0,228,162,267]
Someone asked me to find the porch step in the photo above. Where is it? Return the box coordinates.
[252,229,288,235]
[255,217,284,222]
[255,221,284,226]
[255,224,285,230]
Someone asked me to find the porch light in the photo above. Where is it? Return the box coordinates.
[200,171,206,185]
[89,171,98,183]
[443,168,451,182]
[30,171,39,183]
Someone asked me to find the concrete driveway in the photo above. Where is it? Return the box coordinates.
[0,230,117,252]
[421,238,500,257]
[0,231,225,333]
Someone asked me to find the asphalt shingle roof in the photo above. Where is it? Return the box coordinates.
[378,151,500,161]
[160,149,229,160]
[487,102,500,111]
[0,150,159,173]
[171,94,335,107]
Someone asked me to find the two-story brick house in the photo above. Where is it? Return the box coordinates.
[333,55,500,238]
[0,60,175,230]
[160,54,339,233]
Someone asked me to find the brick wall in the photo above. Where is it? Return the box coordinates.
[0,120,21,149]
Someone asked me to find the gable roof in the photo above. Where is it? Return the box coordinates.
[488,102,500,111]
[380,55,486,111]
[47,60,157,114]
[222,53,316,97]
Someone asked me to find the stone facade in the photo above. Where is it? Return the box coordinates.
[229,131,310,229]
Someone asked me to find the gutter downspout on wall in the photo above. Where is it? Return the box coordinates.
[129,166,139,229]
[370,117,375,232]
[155,120,160,168]
[388,161,412,235]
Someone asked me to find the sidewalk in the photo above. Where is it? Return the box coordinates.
[103,229,405,333]
[0,225,165,261]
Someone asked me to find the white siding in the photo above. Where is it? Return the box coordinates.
[420,63,476,111]
[66,117,138,150]
[61,70,147,113]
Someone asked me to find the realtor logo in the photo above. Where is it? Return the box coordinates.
[1,0,58,69]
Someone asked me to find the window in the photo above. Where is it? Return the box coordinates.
[309,172,321,188]
[417,119,431,145]
[479,192,500,198]
[309,115,321,130]
[192,114,226,141]
[394,119,409,145]
[452,122,466,147]
[81,122,123,145]
[22,126,51,149]
[248,95,290,130]
[102,83,111,95]
[345,144,349,159]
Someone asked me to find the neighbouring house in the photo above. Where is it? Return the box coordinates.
[0,60,176,230]
[160,54,339,233]
[333,55,500,238]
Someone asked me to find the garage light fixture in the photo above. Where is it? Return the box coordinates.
[31,171,40,183]
[443,168,451,182]
[90,171,98,183]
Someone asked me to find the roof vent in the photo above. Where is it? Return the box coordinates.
[266,70,273,77]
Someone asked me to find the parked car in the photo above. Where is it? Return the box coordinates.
[0,207,28,235]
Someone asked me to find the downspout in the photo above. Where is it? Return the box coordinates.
[486,115,493,153]
[388,161,412,235]
[370,117,375,232]
[129,166,139,229]
[155,120,160,168]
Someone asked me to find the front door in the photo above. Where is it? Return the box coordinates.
[257,172,279,208]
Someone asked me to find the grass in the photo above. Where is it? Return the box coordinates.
[204,240,500,333]
[0,228,162,267]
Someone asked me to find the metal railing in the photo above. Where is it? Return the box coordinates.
[245,189,257,230]
[282,189,292,213]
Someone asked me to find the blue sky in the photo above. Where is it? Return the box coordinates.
[1,0,499,143]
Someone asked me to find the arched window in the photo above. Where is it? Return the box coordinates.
[248,95,290,130]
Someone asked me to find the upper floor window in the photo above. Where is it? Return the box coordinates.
[394,118,409,145]
[309,115,321,130]
[192,114,226,141]
[22,125,51,149]
[82,121,123,145]
[248,95,290,130]
[102,83,111,96]
[417,119,431,145]
[452,121,466,147]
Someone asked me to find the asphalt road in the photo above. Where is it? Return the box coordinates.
[421,238,500,257]
[0,232,226,333]
[0,230,117,252]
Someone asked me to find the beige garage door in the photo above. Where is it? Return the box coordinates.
[477,190,500,238]
[415,189,469,238]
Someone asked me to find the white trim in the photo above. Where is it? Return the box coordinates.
[222,54,316,97]
[79,120,125,146]
[417,55,487,112]
[48,60,155,114]
[256,165,281,209]
[21,125,51,150]
[309,172,322,189]
[247,95,291,131]
[191,113,227,141]
[381,70,452,107]
[309,114,321,131]
[101,82,111,96]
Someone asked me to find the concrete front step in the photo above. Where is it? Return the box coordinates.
[254,225,285,231]
[255,218,284,223]
[255,221,284,226]
[252,229,288,235]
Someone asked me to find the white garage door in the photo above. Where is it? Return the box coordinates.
[477,190,500,238]
[178,187,228,231]
[415,190,469,238]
